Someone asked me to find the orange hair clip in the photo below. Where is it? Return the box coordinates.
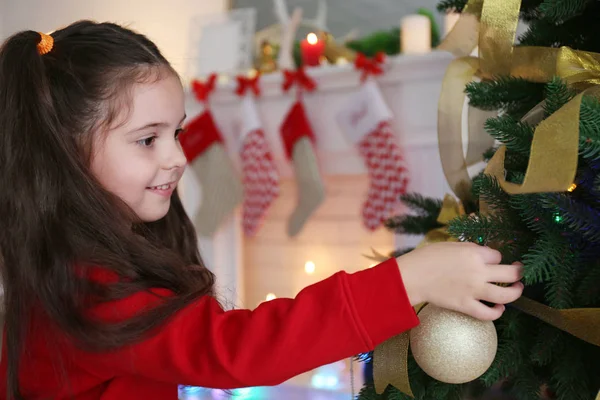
[37,32,54,55]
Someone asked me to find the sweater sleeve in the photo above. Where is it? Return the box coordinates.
[74,258,419,389]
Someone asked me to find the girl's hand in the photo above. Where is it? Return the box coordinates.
[397,242,523,321]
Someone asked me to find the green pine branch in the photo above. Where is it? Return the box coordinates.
[519,7,600,49]
[385,194,443,235]
[466,77,546,119]
[551,341,594,400]
[542,193,600,243]
[437,0,544,18]
[509,366,543,400]
[504,153,531,178]
[594,173,600,193]
[482,147,497,162]
[509,193,556,235]
[436,0,468,12]
[384,386,413,400]
[545,249,577,308]
[520,230,569,284]
[472,174,512,213]
[579,95,600,161]
[575,259,600,305]
[384,214,442,236]
[481,338,522,387]
[530,325,564,366]
[447,213,522,246]
[538,0,592,22]
[399,193,442,216]
[544,77,575,117]
[358,383,384,400]
[423,380,463,400]
[484,115,535,154]
[497,307,526,340]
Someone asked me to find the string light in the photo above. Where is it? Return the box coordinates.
[265,293,277,301]
[247,68,258,78]
[567,183,577,192]
[304,261,316,274]
[217,74,230,85]
[553,213,563,223]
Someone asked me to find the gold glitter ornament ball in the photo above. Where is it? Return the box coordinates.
[409,305,498,384]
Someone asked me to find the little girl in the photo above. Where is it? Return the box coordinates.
[0,21,524,400]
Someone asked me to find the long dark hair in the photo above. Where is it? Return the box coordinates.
[0,21,215,398]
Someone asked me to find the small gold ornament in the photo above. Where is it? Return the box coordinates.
[410,304,498,384]
[257,40,278,74]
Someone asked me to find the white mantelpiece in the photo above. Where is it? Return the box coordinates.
[180,51,456,307]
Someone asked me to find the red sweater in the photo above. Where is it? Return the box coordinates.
[0,258,418,399]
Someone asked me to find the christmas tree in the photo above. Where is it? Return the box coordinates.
[357,0,600,399]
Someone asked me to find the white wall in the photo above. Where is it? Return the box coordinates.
[0,0,229,78]
[0,0,4,41]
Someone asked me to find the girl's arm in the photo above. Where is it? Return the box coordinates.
[74,258,418,388]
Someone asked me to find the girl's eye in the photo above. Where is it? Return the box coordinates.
[175,128,185,140]
[137,136,156,147]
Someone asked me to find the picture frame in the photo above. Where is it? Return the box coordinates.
[186,7,257,79]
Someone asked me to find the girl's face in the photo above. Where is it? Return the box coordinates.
[90,72,187,222]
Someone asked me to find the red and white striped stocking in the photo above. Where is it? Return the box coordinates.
[238,95,280,237]
[337,79,409,230]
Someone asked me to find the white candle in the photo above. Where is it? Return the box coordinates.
[444,12,461,35]
[401,14,431,54]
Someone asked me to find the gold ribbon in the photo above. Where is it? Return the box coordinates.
[436,0,522,202]
[437,0,483,57]
[478,0,521,78]
[438,0,600,196]
[486,47,600,194]
[438,57,497,202]
[438,0,522,73]
[511,297,600,347]
[373,303,428,396]
[436,0,600,197]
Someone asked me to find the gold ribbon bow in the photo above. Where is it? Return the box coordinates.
[486,46,600,194]
[438,0,600,196]
[437,0,522,202]
[368,194,464,396]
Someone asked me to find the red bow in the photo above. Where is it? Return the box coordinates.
[282,67,317,92]
[235,74,261,97]
[192,73,217,103]
[354,52,386,82]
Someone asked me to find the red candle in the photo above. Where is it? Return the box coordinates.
[300,33,324,66]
